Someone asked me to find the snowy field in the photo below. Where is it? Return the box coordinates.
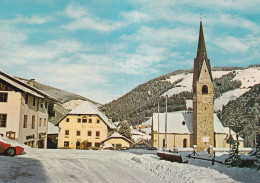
[0,148,259,183]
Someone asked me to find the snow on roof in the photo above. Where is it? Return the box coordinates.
[69,101,116,129]
[131,129,147,136]
[153,111,239,137]
[48,122,59,134]
[102,132,133,143]
[214,115,243,140]
[153,111,193,134]
[0,71,43,98]
[62,99,85,111]
[142,117,152,126]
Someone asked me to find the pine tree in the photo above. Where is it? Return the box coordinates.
[118,120,132,140]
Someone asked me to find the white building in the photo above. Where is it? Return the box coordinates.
[0,71,58,148]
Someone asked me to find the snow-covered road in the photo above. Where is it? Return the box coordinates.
[0,148,259,183]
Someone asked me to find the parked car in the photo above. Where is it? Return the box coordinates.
[0,136,24,157]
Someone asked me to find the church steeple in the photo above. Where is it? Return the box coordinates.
[193,20,213,92]
[192,20,214,152]
[197,20,207,60]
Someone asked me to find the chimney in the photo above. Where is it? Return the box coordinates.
[29,79,35,87]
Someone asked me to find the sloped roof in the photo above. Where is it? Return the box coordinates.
[0,70,59,102]
[131,129,147,136]
[152,111,238,136]
[153,111,193,134]
[67,101,116,129]
[0,71,43,98]
[101,132,133,144]
[193,20,213,92]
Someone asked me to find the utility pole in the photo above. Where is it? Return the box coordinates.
[158,101,160,150]
[165,95,168,149]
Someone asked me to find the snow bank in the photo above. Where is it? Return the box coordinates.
[130,154,236,183]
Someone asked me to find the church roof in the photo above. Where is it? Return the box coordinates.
[193,20,213,90]
[152,111,238,136]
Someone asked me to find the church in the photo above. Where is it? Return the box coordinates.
[152,21,244,151]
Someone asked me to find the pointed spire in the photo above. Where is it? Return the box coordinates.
[196,20,207,59]
[193,19,213,90]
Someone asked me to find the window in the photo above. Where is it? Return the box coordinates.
[66,118,69,122]
[39,118,42,127]
[88,131,92,136]
[0,114,7,127]
[97,119,100,124]
[78,118,81,123]
[65,130,69,135]
[95,143,100,148]
[89,119,92,123]
[45,101,48,109]
[40,100,44,108]
[23,115,28,128]
[64,141,69,147]
[44,118,46,126]
[33,97,36,106]
[82,118,87,123]
[76,131,81,136]
[31,116,35,129]
[96,131,100,138]
[202,85,208,94]
[183,139,187,148]
[87,142,92,148]
[0,93,8,102]
[25,94,28,104]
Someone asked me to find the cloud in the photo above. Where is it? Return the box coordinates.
[62,4,126,32]
[13,15,52,24]
[215,36,250,54]
[121,11,149,23]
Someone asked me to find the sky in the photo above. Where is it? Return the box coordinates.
[0,0,260,104]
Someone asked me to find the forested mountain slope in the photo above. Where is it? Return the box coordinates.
[101,66,260,128]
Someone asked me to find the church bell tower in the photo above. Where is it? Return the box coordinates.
[192,20,214,152]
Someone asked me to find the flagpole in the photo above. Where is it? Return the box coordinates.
[165,95,168,149]
[158,101,160,150]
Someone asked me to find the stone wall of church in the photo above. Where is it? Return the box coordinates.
[193,61,214,151]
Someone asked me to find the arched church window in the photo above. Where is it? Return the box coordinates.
[202,85,208,94]
[163,139,165,148]
[183,139,187,148]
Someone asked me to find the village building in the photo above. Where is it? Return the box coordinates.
[132,138,150,148]
[152,111,244,149]
[131,128,151,142]
[57,101,116,149]
[0,71,57,148]
[152,20,244,151]
[101,132,133,150]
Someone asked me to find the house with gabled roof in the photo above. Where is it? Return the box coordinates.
[0,71,58,148]
[57,101,116,149]
[101,132,133,150]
